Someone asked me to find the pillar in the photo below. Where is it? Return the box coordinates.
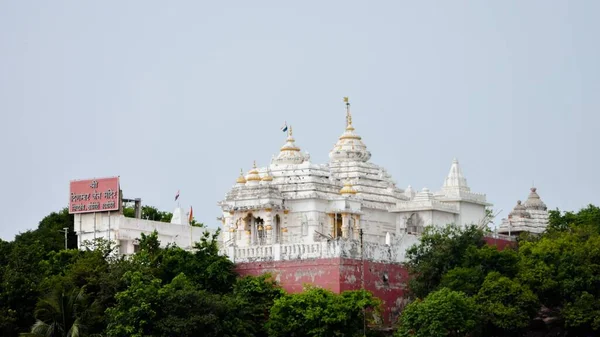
[328,213,335,237]
[353,215,360,240]
[227,211,234,243]
[341,213,349,239]
[282,210,289,243]
[250,215,256,245]
[265,209,273,244]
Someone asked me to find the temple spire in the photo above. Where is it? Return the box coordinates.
[329,96,371,162]
[442,158,470,192]
[272,124,306,165]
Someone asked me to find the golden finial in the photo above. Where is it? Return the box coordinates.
[253,160,257,169]
[344,97,353,128]
[236,168,246,184]
[340,180,358,195]
[288,125,293,137]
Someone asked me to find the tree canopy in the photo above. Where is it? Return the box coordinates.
[0,206,385,337]
[399,205,600,336]
[2,204,600,336]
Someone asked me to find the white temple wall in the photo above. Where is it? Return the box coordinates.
[361,208,396,244]
[75,213,210,255]
[457,202,486,227]
[431,211,458,229]
[286,199,330,244]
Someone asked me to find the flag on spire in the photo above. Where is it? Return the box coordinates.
[281,121,288,133]
[188,206,193,224]
[343,96,349,104]
[175,190,180,201]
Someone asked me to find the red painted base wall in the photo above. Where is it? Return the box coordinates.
[235,258,410,324]
[235,237,513,325]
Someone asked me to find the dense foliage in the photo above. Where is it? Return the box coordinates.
[2,204,599,336]
[0,207,380,337]
[398,205,600,337]
[267,287,380,337]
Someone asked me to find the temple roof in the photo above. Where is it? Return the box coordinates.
[498,187,549,235]
[392,187,460,214]
[329,100,371,162]
[524,187,547,211]
[508,200,531,219]
[435,159,489,205]
[442,158,469,192]
[272,126,307,166]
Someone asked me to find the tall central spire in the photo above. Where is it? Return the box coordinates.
[329,97,371,162]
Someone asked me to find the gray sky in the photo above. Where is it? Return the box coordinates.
[1,1,598,240]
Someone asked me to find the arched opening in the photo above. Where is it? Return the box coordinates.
[333,214,343,238]
[244,213,254,244]
[274,214,281,243]
[255,217,265,245]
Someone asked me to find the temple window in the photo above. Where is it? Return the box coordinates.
[255,217,266,245]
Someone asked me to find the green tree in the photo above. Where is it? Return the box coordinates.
[1,238,48,336]
[405,224,486,298]
[154,273,235,337]
[476,272,539,335]
[267,287,380,337]
[396,288,479,337]
[105,271,161,337]
[232,274,284,337]
[0,209,75,336]
[123,205,174,223]
[439,245,519,296]
[547,204,600,233]
[518,224,600,334]
[30,287,88,337]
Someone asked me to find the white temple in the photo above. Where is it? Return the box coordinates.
[497,187,549,235]
[218,99,498,262]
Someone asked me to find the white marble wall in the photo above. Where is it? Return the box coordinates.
[75,212,212,255]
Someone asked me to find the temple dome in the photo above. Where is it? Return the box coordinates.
[508,200,531,219]
[236,169,247,184]
[245,161,261,183]
[261,169,274,182]
[329,99,371,162]
[272,126,306,165]
[524,187,547,211]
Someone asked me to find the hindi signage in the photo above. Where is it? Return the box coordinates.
[69,177,120,214]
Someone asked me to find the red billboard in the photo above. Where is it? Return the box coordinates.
[69,177,120,214]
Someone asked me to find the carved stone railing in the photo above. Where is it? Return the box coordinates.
[225,234,421,264]
[392,200,459,213]
[223,230,517,265]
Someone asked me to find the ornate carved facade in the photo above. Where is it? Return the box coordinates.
[218,100,501,261]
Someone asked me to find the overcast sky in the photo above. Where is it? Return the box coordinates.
[1,1,598,240]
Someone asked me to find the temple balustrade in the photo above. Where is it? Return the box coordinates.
[224,234,421,264]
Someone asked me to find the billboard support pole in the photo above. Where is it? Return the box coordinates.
[78,215,82,249]
[108,210,111,250]
[94,212,97,246]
